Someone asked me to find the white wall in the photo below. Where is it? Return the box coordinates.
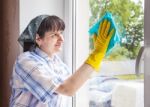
[63,0,73,69]
[76,0,89,68]
[75,0,90,107]
[20,0,64,33]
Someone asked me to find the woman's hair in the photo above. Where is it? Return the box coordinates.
[37,15,65,38]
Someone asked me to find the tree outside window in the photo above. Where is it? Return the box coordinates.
[89,0,144,60]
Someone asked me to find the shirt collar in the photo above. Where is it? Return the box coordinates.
[34,47,56,62]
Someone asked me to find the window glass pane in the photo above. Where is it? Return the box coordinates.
[75,0,144,107]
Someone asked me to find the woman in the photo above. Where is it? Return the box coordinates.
[10,15,114,107]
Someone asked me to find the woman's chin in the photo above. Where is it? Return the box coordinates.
[55,47,62,52]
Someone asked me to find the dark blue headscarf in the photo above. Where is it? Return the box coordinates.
[18,15,49,47]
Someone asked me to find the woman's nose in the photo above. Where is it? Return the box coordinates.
[58,34,64,42]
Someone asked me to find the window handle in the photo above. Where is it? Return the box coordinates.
[135,46,145,77]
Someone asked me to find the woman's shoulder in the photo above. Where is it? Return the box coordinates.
[17,51,39,63]
[15,51,45,69]
[18,51,33,59]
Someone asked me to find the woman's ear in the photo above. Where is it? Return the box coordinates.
[35,34,41,47]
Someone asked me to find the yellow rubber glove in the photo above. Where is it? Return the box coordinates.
[85,19,115,71]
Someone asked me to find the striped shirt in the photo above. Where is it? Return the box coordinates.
[10,47,71,107]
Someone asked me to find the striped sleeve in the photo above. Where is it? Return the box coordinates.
[15,55,59,103]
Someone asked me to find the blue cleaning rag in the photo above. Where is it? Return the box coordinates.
[89,11,120,56]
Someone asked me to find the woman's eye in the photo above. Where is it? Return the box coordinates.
[50,34,56,37]
[49,32,63,38]
[55,34,58,36]
[50,34,58,38]
[53,34,58,37]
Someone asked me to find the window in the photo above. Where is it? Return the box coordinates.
[75,0,144,107]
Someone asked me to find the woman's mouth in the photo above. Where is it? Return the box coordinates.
[55,44,62,47]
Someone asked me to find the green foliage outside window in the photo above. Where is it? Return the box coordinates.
[89,0,144,60]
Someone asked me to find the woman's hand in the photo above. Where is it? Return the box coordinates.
[85,19,114,71]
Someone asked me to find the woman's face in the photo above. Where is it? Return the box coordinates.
[36,30,64,57]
